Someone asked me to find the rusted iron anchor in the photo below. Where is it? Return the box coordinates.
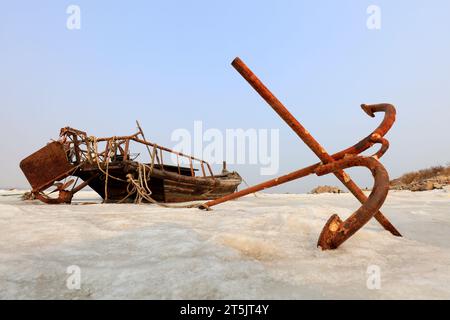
[199,57,401,250]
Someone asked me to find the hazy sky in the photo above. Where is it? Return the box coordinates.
[1,0,449,193]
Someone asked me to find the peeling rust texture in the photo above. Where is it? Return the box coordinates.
[315,156,389,249]
[20,142,75,192]
[201,57,401,250]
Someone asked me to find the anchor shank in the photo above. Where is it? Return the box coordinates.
[232,57,333,162]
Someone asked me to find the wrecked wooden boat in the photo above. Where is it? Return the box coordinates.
[20,124,242,205]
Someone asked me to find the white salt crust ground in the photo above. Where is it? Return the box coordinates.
[0,188,449,299]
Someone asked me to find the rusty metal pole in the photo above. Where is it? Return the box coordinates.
[217,57,400,236]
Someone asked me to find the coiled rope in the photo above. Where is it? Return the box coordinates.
[120,163,205,209]
[84,136,207,209]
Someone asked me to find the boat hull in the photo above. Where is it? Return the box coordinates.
[76,162,241,203]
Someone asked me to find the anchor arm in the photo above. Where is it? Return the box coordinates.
[370,137,389,160]
[315,156,390,250]
[332,103,396,161]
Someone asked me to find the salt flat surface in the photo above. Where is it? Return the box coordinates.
[0,189,449,299]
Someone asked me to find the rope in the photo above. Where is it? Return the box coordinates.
[71,135,209,209]
[104,139,111,202]
[89,136,127,183]
[119,162,205,209]
[242,177,258,198]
